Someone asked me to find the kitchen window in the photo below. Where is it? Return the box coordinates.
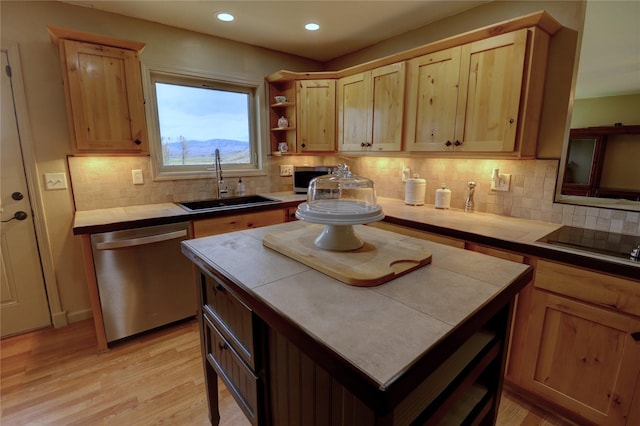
[144,68,263,180]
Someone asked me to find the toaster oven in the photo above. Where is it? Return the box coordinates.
[293,166,335,193]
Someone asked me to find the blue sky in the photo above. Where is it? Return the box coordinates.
[155,83,250,142]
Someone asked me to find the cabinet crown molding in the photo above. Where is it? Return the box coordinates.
[48,25,145,52]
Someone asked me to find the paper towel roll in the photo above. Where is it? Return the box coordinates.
[405,177,426,205]
[435,185,451,209]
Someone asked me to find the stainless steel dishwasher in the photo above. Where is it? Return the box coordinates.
[91,221,195,344]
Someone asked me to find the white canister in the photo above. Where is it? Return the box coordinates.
[405,175,426,206]
[435,184,451,209]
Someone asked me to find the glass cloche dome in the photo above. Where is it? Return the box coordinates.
[296,164,384,250]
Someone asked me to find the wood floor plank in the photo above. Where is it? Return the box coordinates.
[1,318,571,425]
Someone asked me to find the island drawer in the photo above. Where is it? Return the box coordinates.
[534,259,640,317]
[203,314,260,424]
[201,272,256,369]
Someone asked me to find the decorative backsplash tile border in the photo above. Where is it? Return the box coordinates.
[68,155,640,236]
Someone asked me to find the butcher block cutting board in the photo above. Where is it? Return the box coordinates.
[262,224,432,287]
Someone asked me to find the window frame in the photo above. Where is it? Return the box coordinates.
[141,63,265,181]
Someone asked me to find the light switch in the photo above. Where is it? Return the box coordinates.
[44,172,67,190]
[132,169,144,185]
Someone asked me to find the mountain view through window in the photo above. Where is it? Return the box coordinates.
[154,82,251,167]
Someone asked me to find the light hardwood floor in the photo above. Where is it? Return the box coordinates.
[1,319,572,425]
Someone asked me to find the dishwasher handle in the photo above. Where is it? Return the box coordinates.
[95,229,188,250]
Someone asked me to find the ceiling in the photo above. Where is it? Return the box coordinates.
[62,0,639,100]
[61,0,487,62]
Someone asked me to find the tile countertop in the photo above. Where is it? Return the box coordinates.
[181,221,532,388]
[72,192,639,277]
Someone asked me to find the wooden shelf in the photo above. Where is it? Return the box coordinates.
[270,127,295,131]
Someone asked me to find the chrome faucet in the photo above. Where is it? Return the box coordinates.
[465,181,476,212]
[214,149,228,198]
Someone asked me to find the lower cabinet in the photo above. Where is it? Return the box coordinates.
[508,259,640,426]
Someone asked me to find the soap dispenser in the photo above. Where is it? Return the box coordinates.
[237,177,245,196]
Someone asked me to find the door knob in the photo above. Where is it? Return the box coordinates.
[1,210,28,223]
[11,192,23,201]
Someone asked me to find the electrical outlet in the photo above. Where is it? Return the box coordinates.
[490,173,511,191]
[280,165,293,177]
[132,169,144,185]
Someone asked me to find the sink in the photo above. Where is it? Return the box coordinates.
[177,195,280,212]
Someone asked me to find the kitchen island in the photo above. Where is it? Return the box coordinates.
[181,221,533,425]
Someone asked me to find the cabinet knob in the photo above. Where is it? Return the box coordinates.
[301,143,306,148]
[134,139,142,145]
[218,342,228,350]
[215,283,224,291]
[632,332,640,341]
[445,140,452,147]
[454,140,462,147]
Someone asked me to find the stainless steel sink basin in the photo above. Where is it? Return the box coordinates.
[176,195,280,212]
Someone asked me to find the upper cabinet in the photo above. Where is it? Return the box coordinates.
[405,46,461,151]
[266,11,561,158]
[338,62,406,152]
[49,27,148,155]
[406,29,547,156]
[297,79,336,152]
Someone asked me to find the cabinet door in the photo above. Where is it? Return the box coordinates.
[454,30,527,152]
[521,290,640,425]
[296,79,336,152]
[60,39,148,154]
[369,62,406,151]
[337,72,369,151]
[338,63,406,152]
[405,47,461,151]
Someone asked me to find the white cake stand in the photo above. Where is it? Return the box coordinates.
[295,200,384,251]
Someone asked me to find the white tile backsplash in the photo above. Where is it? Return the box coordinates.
[68,155,640,236]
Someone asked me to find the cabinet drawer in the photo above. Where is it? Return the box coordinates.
[203,315,259,424]
[535,259,640,317]
[465,242,524,263]
[202,272,255,369]
[367,221,465,248]
[193,209,285,238]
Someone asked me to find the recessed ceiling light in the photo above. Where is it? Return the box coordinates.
[217,12,235,22]
[305,22,320,31]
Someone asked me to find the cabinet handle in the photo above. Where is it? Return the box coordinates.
[214,283,224,292]
[445,140,452,147]
[454,140,462,147]
[134,139,142,145]
[218,342,228,350]
[632,332,640,341]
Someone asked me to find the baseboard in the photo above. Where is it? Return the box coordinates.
[51,310,68,328]
[66,308,93,324]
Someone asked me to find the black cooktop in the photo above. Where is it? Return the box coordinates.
[537,226,640,260]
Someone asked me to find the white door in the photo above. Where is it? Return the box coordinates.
[1,49,51,337]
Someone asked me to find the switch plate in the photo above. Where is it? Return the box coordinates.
[490,173,511,191]
[44,172,67,190]
[132,169,144,185]
[280,165,293,177]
